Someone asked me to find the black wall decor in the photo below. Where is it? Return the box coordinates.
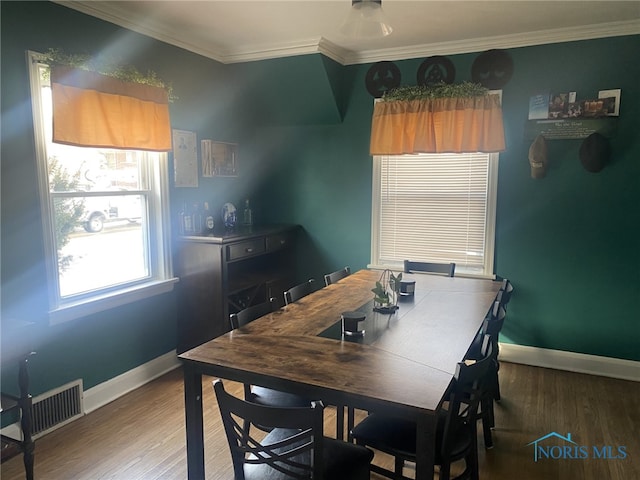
[365,61,401,98]
[471,49,514,89]
[417,55,455,86]
[579,132,610,173]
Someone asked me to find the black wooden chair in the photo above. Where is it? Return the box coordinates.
[284,279,316,306]
[213,379,374,480]
[230,298,278,330]
[323,266,351,286]
[1,352,35,480]
[403,260,455,277]
[322,266,355,437]
[350,337,493,480]
[497,278,513,310]
[464,301,506,449]
[230,300,311,418]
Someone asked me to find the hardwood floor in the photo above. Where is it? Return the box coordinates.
[2,361,638,479]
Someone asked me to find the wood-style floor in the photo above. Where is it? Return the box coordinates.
[2,361,639,479]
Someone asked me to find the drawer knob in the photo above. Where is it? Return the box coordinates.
[245,247,254,253]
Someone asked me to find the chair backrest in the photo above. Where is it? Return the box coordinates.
[284,279,315,306]
[213,379,324,480]
[403,260,455,277]
[230,298,277,330]
[323,266,351,286]
[498,278,513,309]
[480,301,506,346]
[441,336,493,457]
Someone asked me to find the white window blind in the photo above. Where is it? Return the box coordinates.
[371,152,498,277]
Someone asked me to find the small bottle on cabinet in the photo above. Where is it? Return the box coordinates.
[182,202,193,234]
[242,198,253,226]
[203,202,215,234]
[191,203,203,234]
[178,202,186,235]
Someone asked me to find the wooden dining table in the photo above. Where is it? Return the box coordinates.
[179,269,502,480]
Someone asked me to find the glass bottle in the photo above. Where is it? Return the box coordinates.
[191,202,203,234]
[203,202,215,234]
[178,202,186,235]
[242,198,253,226]
[182,202,193,234]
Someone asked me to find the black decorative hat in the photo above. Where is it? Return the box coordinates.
[579,133,610,173]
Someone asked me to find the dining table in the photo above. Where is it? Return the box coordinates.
[179,268,502,480]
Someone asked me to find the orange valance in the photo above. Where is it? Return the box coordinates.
[369,94,506,155]
[51,65,172,151]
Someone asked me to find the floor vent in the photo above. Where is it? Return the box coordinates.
[31,379,84,438]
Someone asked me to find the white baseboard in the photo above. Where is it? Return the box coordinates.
[1,351,181,439]
[499,342,640,382]
[83,350,181,414]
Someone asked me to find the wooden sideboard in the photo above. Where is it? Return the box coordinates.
[174,225,300,353]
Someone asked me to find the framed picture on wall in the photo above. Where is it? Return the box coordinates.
[173,129,198,187]
[598,89,621,116]
[201,140,238,177]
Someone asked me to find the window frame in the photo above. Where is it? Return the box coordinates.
[28,51,177,325]
[370,151,499,279]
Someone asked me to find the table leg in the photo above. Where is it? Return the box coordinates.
[414,413,436,480]
[183,364,204,480]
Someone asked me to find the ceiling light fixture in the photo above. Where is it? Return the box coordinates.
[340,0,393,39]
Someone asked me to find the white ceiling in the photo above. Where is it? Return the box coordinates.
[58,1,640,65]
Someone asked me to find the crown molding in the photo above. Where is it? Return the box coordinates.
[55,2,639,66]
[54,1,227,63]
[341,20,640,65]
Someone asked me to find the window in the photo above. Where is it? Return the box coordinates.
[371,152,498,278]
[28,52,176,324]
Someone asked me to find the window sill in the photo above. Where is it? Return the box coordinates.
[367,264,495,280]
[49,277,179,325]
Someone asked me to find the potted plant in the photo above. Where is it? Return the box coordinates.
[372,269,402,313]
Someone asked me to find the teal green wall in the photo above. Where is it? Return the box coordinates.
[2,1,638,401]
[0,1,243,396]
[249,39,640,361]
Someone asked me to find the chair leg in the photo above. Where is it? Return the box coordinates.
[493,360,501,402]
[335,404,345,440]
[18,356,35,480]
[347,406,355,443]
[440,461,451,480]
[481,401,494,449]
[394,457,404,480]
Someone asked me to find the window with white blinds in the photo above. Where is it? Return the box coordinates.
[371,152,498,277]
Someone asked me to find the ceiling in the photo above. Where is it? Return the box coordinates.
[58,1,640,65]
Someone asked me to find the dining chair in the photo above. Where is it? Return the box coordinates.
[350,336,493,480]
[1,352,36,480]
[229,300,312,419]
[497,278,513,310]
[213,379,374,480]
[464,301,506,449]
[322,266,355,437]
[323,266,351,286]
[284,279,316,306]
[229,298,278,330]
[403,260,455,277]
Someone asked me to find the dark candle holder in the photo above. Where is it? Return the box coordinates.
[341,311,366,337]
[399,279,416,298]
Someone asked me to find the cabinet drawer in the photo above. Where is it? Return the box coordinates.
[266,231,294,252]
[227,239,266,261]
